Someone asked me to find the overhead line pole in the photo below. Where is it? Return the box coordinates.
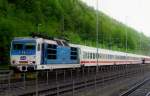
[96,0,99,73]
[125,16,128,76]
[125,17,128,54]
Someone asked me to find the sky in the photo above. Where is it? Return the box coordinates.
[82,0,150,37]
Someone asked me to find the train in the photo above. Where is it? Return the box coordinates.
[10,37,150,72]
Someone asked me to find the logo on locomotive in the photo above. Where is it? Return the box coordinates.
[20,56,26,60]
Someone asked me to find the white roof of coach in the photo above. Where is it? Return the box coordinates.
[70,43,150,59]
[70,43,126,56]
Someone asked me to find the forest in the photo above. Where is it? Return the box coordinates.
[0,0,150,66]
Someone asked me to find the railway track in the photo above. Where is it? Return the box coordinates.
[0,70,13,80]
[120,78,150,96]
[6,69,146,95]
[0,64,149,96]
[146,92,150,96]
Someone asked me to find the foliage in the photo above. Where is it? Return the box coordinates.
[0,0,150,66]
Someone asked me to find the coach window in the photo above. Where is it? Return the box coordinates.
[120,56,122,60]
[86,52,89,59]
[106,54,108,59]
[87,52,89,59]
[118,56,120,59]
[112,55,114,59]
[100,54,102,59]
[93,53,94,59]
[105,54,107,59]
[86,53,88,59]
[85,52,87,59]
[92,53,94,59]
[101,54,103,59]
[104,54,105,59]
[82,52,84,59]
[110,55,112,59]
[111,55,113,59]
[90,53,92,59]
[84,52,87,59]
[116,55,118,59]
[83,52,85,59]
[88,53,90,59]
[109,55,111,59]
[93,53,95,59]
[108,55,110,59]
[84,52,86,59]
[104,54,106,59]
[99,54,101,59]
[103,54,105,59]
[86,52,88,59]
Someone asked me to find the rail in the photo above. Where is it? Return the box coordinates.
[19,70,137,96]
[146,92,150,96]
[120,78,150,96]
[0,70,13,80]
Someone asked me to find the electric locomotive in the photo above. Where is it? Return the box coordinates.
[10,37,80,71]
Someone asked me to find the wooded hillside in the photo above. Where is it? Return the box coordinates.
[0,0,150,65]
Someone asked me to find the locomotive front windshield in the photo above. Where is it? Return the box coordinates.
[11,40,36,55]
[25,43,35,50]
[13,43,36,50]
[13,44,23,50]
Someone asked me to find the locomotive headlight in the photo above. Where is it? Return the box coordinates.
[32,61,36,64]
[12,60,16,64]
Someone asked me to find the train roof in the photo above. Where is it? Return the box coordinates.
[70,43,150,58]
[12,37,150,58]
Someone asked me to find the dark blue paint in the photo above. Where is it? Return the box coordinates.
[13,39,36,43]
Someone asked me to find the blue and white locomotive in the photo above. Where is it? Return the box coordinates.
[10,37,150,72]
[10,37,80,71]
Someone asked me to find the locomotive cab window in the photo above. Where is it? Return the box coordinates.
[13,44,23,50]
[25,43,35,50]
